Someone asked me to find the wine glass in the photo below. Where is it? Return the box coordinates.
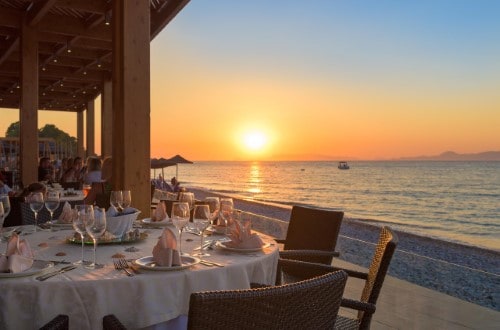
[171,202,190,256]
[192,205,211,257]
[45,191,60,224]
[205,197,220,229]
[27,192,44,232]
[219,197,234,234]
[0,202,5,229]
[179,192,195,210]
[110,191,123,212]
[0,195,10,226]
[121,190,131,211]
[74,204,93,265]
[85,207,106,269]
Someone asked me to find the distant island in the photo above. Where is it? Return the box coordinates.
[398,151,500,161]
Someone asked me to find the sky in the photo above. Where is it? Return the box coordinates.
[1,0,499,161]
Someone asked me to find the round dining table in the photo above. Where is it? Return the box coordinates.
[0,224,278,329]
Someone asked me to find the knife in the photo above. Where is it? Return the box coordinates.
[35,259,71,265]
[36,265,77,281]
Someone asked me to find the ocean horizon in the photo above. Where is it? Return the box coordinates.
[152,160,500,252]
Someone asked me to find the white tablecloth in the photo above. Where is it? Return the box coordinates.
[0,225,278,329]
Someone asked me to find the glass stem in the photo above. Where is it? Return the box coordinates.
[80,234,84,264]
[179,229,183,254]
[34,212,38,232]
[93,239,97,266]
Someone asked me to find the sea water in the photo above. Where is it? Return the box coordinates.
[153,161,500,251]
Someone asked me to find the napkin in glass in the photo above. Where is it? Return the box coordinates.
[152,203,167,222]
[152,228,181,266]
[58,201,74,223]
[225,219,264,249]
[0,233,34,273]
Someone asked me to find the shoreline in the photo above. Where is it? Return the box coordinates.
[188,186,499,311]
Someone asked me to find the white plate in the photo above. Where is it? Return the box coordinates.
[0,260,54,278]
[216,241,271,252]
[133,256,200,271]
[47,221,74,229]
[141,217,171,227]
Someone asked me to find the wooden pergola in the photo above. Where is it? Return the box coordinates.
[0,0,190,216]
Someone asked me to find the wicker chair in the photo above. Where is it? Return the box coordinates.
[188,270,348,330]
[39,314,69,330]
[277,205,344,264]
[103,314,127,330]
[276,226,398,330]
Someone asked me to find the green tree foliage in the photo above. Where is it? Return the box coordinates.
[5,121,76,149]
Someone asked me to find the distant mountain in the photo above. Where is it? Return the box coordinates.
[399,151,500,161]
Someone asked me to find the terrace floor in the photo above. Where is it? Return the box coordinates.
[335,259,499,329]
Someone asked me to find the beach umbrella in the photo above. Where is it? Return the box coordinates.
[165,154,193,180]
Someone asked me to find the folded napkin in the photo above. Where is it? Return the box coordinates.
[58,202,74,223]
[152,228,181,267]
[225,220,264,249]
[152,203,168,222]
[0,233,34,273]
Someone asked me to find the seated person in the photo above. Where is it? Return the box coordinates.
[0,172,15,196]
[84,157,112,208]
[38,157,54,182]
[170,177,181,192]
[83,157,102,184]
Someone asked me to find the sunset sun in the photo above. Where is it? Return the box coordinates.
[243,131,267,151]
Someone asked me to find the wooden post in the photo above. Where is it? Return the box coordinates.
[19,16,38,185]
[86,99,95,157]
[101,79,113,158]
[112,0,151,217]
[77,111,84,158]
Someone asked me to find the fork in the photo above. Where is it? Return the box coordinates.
[113,259,134,277]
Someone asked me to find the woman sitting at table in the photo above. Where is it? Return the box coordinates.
[83,157,102,184]
[84,157,112,208]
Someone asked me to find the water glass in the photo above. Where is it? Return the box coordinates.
[121,190,132,210]
[205,197,220,228]
[27,192,44,232]
[219,197,234,233]
[45,191,60,224]
[171,202,190,256]
[192,205,211,257]
[110,191,123,211]
[74,204,93,265]
[179,192,195,210]
[85,207,106,269]
[0,195,10,226]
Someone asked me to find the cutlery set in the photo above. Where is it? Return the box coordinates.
[36,265,77,281]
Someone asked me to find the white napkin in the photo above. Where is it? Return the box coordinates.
[225,220,264,249]
[0,233,34,273]
[152,228,181,267]
[58,202,74,223]
[106,206,137,217]
[152,203,168,222]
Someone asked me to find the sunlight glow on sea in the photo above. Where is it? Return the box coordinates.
[153,161,500,251]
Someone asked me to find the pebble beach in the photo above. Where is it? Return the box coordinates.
[189,187,500,311]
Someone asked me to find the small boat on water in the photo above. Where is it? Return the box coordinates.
[338,161,350,170]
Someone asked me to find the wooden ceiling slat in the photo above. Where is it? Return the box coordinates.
[27,0,58,26]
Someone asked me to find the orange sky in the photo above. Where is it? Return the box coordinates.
[1,1,499,161]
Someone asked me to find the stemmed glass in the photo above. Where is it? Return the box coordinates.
[0,195,10,227]
[171,202,190,256]
[219,197,234,234]
[74,204,93,265]
[121,190,131,211]
[45,191,60,224]
[0,203,5,229]
[27,192,44,232]
[192,205,211,257]
[85,207,106,269]
[110,191,123,212]
[205,197,220,229]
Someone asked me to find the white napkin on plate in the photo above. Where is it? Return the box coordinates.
[225,220,264,249]
[0,233,34,273]
[58,201,74,223]
[152,228,181,267]
[152,203,168,222]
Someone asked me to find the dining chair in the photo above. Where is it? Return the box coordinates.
[276,226,398,330]
[277,205,344,264]
[187,269,348,329]
[39,314,69,330]
[103,314,127,330]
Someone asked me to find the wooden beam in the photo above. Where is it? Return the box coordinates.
[86,99,95,157]
[151,0,190,39]
[0,36,19,67]
[19,17,39,185]
[55,0,108,14]
[77,111,84,157]
[101,79,112,157]
[36,13,112,41]
[112,0,151,217]
[28,0,58,26]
